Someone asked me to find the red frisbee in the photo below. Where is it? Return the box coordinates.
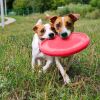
[39,32,90,57]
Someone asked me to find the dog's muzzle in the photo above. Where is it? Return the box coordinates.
[49,33,55,39]
[61,32,68,38]
[40,38,45,41]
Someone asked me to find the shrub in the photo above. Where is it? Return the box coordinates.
[67,4,94,17]
[8,11,16,16]
[85,9,100,19]
[90,0,100,9]
[51,0,67,10]
[56,4,94,17]
[13,0,32,15]
[56,6,70,16]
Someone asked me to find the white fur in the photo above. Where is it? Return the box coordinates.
[55,57,71,84]
[36,19,42,25]
[32,19,70,84]
[60,17,71,36]
[42,24,55,39]
[32,33,54,71]
[32,20,54,72]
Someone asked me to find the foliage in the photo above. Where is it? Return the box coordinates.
[13,0,32,15]
[56,6,70,16]
[51,0,67,10]
[6,0,15,9]
[0,14,100,99]
[30,0,53,13]
[85,9,100,19]
[65,0,91,4]
[90,0,100,9]
[57,4,94,17]
[8,0,90,12]
[68,4,94,16]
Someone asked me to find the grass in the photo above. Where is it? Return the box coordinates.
[0,13,100,100]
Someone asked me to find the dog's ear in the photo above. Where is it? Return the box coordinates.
[36,19,42,25]
[33,26,38,33]
[50,16,58,24]
[45,13,51,19]
[68,14,80,22]
[33,19,42,33]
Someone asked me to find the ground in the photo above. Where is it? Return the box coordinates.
[0,14,100,100]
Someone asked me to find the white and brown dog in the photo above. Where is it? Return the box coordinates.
[32,19,55,72]
[45,13,80,83]
[49,13,80,70]
[32,19,71,84]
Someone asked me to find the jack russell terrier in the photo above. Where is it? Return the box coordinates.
[49,13,80,71]
[32,19,55,72]
[45,13,80,83]
[32,19,71,84]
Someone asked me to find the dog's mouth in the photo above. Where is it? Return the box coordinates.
[40,38,46,41]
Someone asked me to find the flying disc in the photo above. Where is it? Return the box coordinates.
[39,32,90,57]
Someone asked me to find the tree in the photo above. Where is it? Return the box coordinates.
[51,0,66,9]
[13,0,32,14]
[6,0,15,9]
[90,0,100,9]
[30,0,53,12]
[82,0,91,4]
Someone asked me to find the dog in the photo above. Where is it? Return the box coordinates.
[45,13,80,83]
[32,19,71,84]
[49,13,80,70]
[32,19,55,72]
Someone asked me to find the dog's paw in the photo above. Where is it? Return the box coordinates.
[39,69,43,73]
[64,75,71,85]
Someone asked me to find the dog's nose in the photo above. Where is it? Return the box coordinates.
[49,33,54,38]
[61,32,68,38]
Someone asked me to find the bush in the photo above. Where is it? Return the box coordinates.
[8,11,16,16]
[85,9,100,19]
[51,0,68,10]
[13,0,32,15]
[97,1,100,9]
[56,6,70,16]
[67,4,94,17]
[56,4,94,17]
[90,0,100,9]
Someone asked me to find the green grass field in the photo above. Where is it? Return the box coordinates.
[0,14,100,100]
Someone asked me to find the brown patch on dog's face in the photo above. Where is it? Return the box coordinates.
[50,14,80,34]
[64,16,74,32]
[53,17,62,33]
[33,24,45,36]
[52,16,74,34]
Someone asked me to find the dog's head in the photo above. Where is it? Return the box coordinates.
[33,19,55,40]
[50,14,80,38]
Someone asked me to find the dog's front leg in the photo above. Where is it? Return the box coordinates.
[42,56,53,73]
[55,57,71,84]
[32,57,36,70]
[66,55,74,72]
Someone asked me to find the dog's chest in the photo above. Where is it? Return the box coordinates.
[32,34,44,58]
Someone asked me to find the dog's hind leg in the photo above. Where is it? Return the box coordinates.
[55,57,71,84]
[37,59,41,66]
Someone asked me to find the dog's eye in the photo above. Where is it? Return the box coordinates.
[56,22,61,29]
[41,28,45,33]
[66,22,72,27]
